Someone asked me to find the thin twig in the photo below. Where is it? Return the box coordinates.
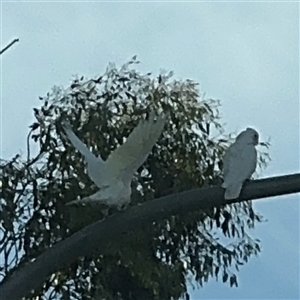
[0,39,19,56]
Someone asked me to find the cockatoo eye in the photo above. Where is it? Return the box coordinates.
[253,133,259,144]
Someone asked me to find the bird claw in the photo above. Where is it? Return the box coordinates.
[101,208,109,216]
[244,179,253,183]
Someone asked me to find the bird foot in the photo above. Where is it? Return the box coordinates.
[101,208,109,216]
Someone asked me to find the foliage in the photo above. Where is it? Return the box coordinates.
[0,57,268,299]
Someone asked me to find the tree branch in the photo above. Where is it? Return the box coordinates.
[0,173,299,300]
[0,39,19,56]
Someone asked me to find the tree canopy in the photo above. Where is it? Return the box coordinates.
[0,58,270,300]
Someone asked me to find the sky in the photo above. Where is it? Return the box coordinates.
[1,1,299,299]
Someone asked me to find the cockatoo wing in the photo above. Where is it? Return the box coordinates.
[105,111,167,181]
[61,121,106,188]
[222,143,257,199]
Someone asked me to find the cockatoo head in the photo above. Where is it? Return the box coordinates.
[236,128,259,145]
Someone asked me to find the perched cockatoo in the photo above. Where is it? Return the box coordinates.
[61,111,167,209]
[222,128,259,200]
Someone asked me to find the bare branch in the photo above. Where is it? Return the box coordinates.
[0,39,19,56]
[0,173,299,300]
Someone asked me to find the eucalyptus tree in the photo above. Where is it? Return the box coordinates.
[0,58,269,300]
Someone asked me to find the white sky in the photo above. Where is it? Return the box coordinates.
[1,2,299,299]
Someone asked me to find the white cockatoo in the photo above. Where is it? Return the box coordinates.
[222,127,259,200]
[62,111,167,209]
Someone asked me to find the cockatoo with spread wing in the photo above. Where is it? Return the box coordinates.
[222,128,259,200]
[62,111,167,209]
